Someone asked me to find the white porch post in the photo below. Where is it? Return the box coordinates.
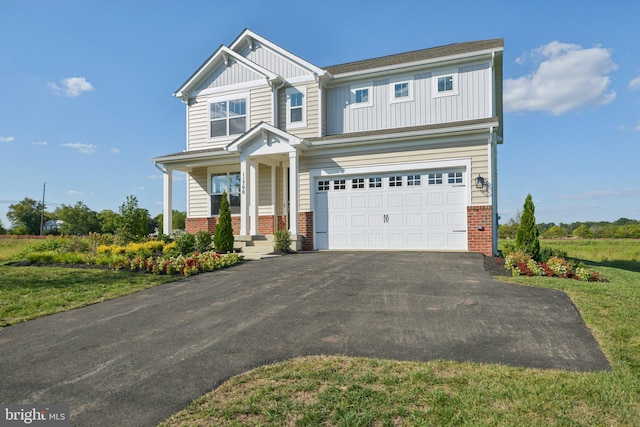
[240,155,249,236]
[250,159,258,235]
[163,167,173,235]
[282,163,288,229]
[288,151,298,236]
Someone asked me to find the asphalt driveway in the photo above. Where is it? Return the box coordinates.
[0,252,609,426]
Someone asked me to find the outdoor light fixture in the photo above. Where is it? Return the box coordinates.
[475,175,486,189]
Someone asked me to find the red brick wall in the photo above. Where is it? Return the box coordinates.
[467,206,493,256]
[185,217,241,235]
[298,211,314,251]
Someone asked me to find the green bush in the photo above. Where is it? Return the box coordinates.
[195,231,213,253]
[539,246,568,263]
[274,229,292,253]
[516,194,540,261]
[214,191,234,253]
[175,232,196,255]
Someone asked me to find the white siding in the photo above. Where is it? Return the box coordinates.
[195,59,263,93]
[239,43,308,79]
[326,62,492,135]
[298,141,489,211]
[187,98,209,151]
[188,167,209,217]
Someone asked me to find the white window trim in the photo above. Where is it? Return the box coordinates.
[390,76,414,104]
[286,86,307,128]
[432,69,459,98]
[350,82,373,108]
[207,92,250,142]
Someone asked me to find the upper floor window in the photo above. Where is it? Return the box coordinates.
[350,83,373,108]
[209,97,248,138]
[286,86,306,128]
[432,70,458,97]
[390,76,414,103]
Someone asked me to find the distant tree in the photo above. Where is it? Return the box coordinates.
[7,197,46,235]
[515,194,540,260]
[214,191,234,253]
[0,219,6,234]
[55,202,101,235]
[98,209,119,234]
[498,210,521,240]
[154,210,187,232]
[115,195,149,244]
[542,225,568,239]
[613,217,637,226]
[572,224,593,239]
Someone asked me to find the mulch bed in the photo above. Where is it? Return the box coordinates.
[483,255,511,277]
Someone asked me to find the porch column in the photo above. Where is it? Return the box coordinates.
[282,163,288,229]
[240,155,249,236]
[250,159,258,235]
[163,167,173,235]
[288,151,298,236]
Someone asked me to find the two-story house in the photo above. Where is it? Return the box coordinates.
[153,29,503,255]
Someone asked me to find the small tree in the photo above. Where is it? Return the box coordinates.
[572,224,593,239]
[7,197,46,235]
[515,194,540,260]
[214,191,234,253]
[116,195,149,244]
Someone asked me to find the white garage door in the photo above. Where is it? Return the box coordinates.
[314,171,468,250]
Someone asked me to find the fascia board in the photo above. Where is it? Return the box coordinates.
[328,48,502,83]
[152,149,233,165]
[230,29,327,78]
[174,46,279,99]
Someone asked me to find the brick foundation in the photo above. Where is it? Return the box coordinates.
[186,217,241,235]
[467,206,493,256]
[298,211,314,251]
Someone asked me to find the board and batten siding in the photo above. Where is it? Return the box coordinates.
[188,167,209,218]
[326,62,492,135]
[239,43,308,79]
[298,141,490,211]
[195,59,264,93]
[277,83,320,139]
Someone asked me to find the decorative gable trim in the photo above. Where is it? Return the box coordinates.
[225,122,308,154]
[174,46,280,100]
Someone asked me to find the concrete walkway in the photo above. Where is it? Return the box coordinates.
[0,252,609,426]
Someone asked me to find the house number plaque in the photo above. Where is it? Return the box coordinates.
[241,173,246,195]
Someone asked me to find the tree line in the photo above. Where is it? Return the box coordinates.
[1,196,186,237]
[499,214,640,239]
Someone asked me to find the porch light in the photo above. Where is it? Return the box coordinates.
[475,175,486,189]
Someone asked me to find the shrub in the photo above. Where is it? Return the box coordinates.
[214,191,234,253]
[274,229,292,253]
[539,246,569,263]
[195,231,213,253]
[516,194,540,261]
[175,232,196,255]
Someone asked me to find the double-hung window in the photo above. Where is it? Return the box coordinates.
[286,86,306,128]
[211,172,241,215]
[209,96,247,138]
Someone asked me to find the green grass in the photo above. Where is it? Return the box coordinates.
[160,240,640,426]
[538,238,640,272]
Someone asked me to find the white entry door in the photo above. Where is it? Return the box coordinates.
[314,171,468,250]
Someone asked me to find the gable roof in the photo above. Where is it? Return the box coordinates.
[325,39,504,76]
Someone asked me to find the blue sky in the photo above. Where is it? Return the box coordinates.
[1,0,639,228]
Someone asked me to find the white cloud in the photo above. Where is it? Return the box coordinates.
[48,77,94,97]
[109,148,120,154]
[559,189,639,200]
[68,190,85,195]
[62,142,97,154]
[505,41,617,115]
[0,136,15,143]
[32,141,48,145]
[147,174,161,180]
[133,186,145,190]
[630,75,640,90]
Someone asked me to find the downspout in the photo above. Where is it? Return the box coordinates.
[487,126,499,256]
[271,77,286,128]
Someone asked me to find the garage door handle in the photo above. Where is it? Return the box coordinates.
[453,229,467,232]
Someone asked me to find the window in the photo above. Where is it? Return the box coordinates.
[428,173,443,185]
[211,172,241,215]
[389,176,403,187]
[351,83,373,108]
[432,70,458,97]
[448,172,463,184]
[333,179,346,190]
[407,175,421,186]
[390,77,413,103]
[209,97,247,138]
[438,76,453,92]
[286,86,306,127]
[318,180,329,191]
[352,178,365,189]
[368,177,382,188]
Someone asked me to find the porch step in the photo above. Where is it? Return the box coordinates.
[236,235,275,255]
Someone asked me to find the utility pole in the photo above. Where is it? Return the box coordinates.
[40,182,46,235]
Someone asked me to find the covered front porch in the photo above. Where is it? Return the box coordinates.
[153,123,309,250]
